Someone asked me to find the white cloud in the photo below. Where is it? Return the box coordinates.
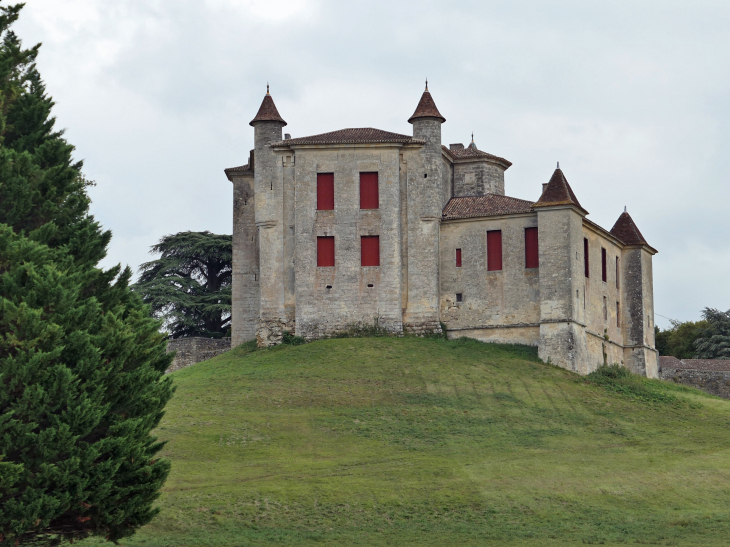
[14,0,730,329]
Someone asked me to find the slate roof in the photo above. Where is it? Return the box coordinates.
[610,212,648,246]
[659,357,730,372]
[408,89,446,123]
[250,93,287,126]
[442,194,535,220]
[441,145,512,168]
[271,128,424,147]
[533,168,586,213]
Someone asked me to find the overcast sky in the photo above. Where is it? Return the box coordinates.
[15,0,730,328]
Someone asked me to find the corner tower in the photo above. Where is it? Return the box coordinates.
[403,82,446,333]
[250,87,288,346]
[533,167,589,372]
[610,211,658,377]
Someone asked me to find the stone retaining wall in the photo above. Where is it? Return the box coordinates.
[165,337,231,374]
[660,367,730,400]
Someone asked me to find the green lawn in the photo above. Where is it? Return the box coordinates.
[100,337,730,546]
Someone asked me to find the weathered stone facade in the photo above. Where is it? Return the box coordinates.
[165,337,231,374]
[226,85,658,377]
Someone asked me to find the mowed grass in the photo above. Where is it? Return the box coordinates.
[107,337,730,546]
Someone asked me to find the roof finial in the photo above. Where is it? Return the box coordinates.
[425,78,428,91]
[471,131,474,143]
[557,161,560,169]
[624,205,627,213]
[266,82,270,95]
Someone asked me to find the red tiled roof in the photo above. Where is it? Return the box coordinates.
[441,145,512,168]
[660,358,730,372]
[408,90,446,124]
[610,211,648,246]
[533,168,586,213]
[271,128,424,147]
[250,94,287,126]
[442,194,534,220]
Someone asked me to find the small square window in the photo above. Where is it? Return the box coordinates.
[456,293,463,303]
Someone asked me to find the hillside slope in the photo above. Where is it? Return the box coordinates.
[111,337,730,546]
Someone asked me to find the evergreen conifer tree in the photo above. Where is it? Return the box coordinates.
[133,231,232,339]
[694,308,730,359]
[0,4,174,545]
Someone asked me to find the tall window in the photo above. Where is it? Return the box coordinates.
[456,248,462,268]
[615,257,620,289]
[616,302,620,327]
[584,238,589,278]
[317,173,334,210]
[487,230,502,271]
[603,296,608,321]
[525,227,538,269]
[317,236,335,267]
[360,172,379,209]
[601,247,607,282]
[361,236,380,266]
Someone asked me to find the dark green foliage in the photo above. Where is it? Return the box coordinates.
[132,232,232,339]
[0,4,173,545]
[281,331,306,346]
[694,308,730,359]
[655,319,708,358]
[587,364,679,404]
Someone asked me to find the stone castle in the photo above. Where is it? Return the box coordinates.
[225,84,658,377]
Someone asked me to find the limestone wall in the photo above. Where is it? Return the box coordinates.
[581,222,625,371]
[660,367,730,399]
[253,121,287,345]
[453,161,505,196]
[439,213,540,344]
[293,146,404,339]
[403,118,443,333]
[165,337,231,374]
[231,171,258,346]
[536,206,587,373]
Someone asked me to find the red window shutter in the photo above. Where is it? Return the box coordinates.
[361,236,380,266]
[525,227,538,268]
[456,248,462,268]
[317,236,335,267]
[487,230,502,271]
[601,248,607,282]
[317,173,334,210]
[360,172,379,209]
[584,238,589,277]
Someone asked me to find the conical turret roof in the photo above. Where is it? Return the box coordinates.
[533,167,586,213]
[249,88,287,126]
[610,211,648,246]
[408,83,446,124]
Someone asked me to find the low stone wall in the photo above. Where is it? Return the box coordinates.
[660,367,730,400]
[165,337,231,374]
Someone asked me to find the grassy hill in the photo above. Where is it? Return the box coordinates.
[105,337,730,546]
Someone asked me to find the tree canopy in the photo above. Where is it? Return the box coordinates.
[133,231,232,339]
[654,319,708,359]
[0,4,173,545]
[694,308,730,359]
